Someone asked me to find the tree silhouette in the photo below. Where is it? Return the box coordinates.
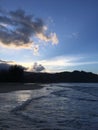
[9,65,24,82]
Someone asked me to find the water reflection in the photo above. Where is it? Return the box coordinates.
[15,90,32,102]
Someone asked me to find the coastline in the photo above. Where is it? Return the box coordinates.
[0,83,43,93]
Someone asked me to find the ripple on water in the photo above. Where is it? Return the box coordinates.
[1,83,98,130]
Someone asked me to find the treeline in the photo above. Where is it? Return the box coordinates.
[0,65,24,82]
[0,65,98,83]
[24,71,98,83]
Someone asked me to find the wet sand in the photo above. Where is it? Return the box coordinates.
[0,83,43,93]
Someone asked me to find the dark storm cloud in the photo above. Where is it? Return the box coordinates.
[0,59,14,64]
[0,59,11,70]
[32,62,45,72]
[0,63,10,70]
[0,9,44,47]
[0,59,27,71]
[0,9,58,49]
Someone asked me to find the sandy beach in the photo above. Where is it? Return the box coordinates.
[0,83,43,93]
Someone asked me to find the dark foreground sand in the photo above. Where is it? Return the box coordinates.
[0,83,43,93]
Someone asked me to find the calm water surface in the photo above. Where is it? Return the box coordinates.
[0,83,98,130]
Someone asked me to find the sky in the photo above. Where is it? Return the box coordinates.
[0,0,98,73]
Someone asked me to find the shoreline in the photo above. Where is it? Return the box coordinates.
[0,83,43,93]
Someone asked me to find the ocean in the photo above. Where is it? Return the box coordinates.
[0,83,98,130]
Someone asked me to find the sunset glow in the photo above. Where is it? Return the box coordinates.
[0,0,98,73]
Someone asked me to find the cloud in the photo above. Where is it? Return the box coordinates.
[42,55,98,67]
[12,55,98,73]
[32,44,39,55]
[31,62,45,72]
[66,32,79,39]
[36,55,81,72]
[0,63,10,71]
[0,59,14,70]
[37,55,98,72]
[0,9,59,52]
[36,32,58,45]
[0,59,27,71]
[40,55,81,67]
[0,59,15,64]
[47,17,54,24]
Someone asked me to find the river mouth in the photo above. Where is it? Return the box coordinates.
[0,83,98,130]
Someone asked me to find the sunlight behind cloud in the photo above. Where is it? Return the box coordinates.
[36,32,58,45]
[40,56,81,67]
[14,54,98,73]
